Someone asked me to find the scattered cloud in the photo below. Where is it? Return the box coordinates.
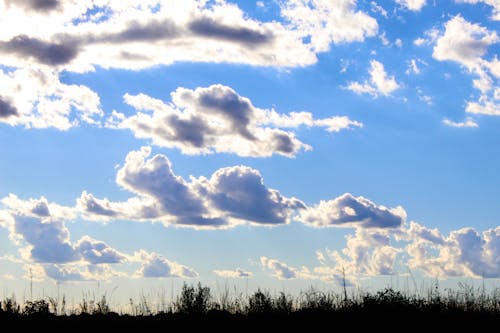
[346,60,400,97]
[112,84,361,158]
[280,0,378,52]
[455,0,500,20]
[81,147,304,228]
[260,256,313,280]
[214,268,252,278]
[432,16,500,118]
[404,222,500,278]
[134,250,198,278]
[298,193,406,229]
[395,0,427,11]
[443,117,479,128]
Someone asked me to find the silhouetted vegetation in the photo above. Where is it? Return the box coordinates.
[0,283,498,329]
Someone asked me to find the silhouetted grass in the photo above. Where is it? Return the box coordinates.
[1,283,498,329]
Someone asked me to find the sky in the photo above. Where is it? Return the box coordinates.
[0,0,500,305]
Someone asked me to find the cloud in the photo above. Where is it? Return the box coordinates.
[432,15,500,118]
[433,16,498,69]
[43,263,123,282]
[395,0,426,11]
[298,193,406,229]
[4,0,62,12]
[455,0,500,20]
[280,0,378,52]
[260,256,355,285]
[74,236,127,265]
[112,85,361,157]
[199,166,305,224]
[0,0,377,71]
[260,256,313,280]
[320,228,401,276]
[346,60,400,97]
[0,35,79,66]
[0,67,102,129]
[13,214,78,263]
[214,268,252,278]
[0,96,18,118]
[82,147,303,227]
[443,117,479,128]
[134,250,198,278]
[1,195,126,265]
[404,222,500,278]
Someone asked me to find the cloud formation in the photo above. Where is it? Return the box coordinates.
[347,60,400,97]
[0,0,377,70]
[298,193,406,229]
[214,268,252,278]
[404,222,500,278]
[134,250,198,278]
[81,147,304,227]
[0,67,102,129]
[113,84,362,157]
[432,15,500,120]
[395,0,426,11]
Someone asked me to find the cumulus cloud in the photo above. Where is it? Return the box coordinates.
[432,16,500,118]
[0,0,377,71]
[0,67,102,129]
[113,84,361,157]
[0,0,375,133]
[280,0,378,52]
[298,193,406,229]
[214,268,252,278]
[74,236,127,265]
[260,256,355,285]
[404,222,500,278]
[260,256,313,280]
[320,228,401,276]
[82,147,304,227]
[0,97,18,118]
[346,60,400,97]
[4,0,62,12]
[134,250,198,278]
[395,0,426,11]
[0,195,127,265]
[43,263,124,282]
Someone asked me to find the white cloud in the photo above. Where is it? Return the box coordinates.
[1,195,127,265]
[347,60,400,97]
[298,193,406,229]
[466,99,500,115]
[0,0,378,71]
[113,84,361,157]
[433,16,498,69]
[443,117,479,128]
[280,0,378,52]
[406,59,422,75]
[0,66,102,129]
[433,15,500,118]
[395,0,426,11]
[455,0,500,20]
[214,268,252,278]
[370,2,388,18]
[319,228,401,276]
[81,147,304,228]
[404,222,500,278]
[260,256,313,280]
[134,250,198,278]
[0,0,375,133]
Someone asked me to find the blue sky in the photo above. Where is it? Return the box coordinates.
[0,0,500,303]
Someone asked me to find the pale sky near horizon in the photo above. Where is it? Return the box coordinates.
[0,0,499,303]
